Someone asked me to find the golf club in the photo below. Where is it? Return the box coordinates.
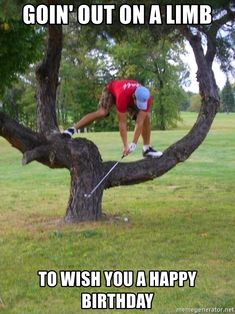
[84,155,125,198]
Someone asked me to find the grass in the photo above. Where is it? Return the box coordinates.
[0,112,234,314]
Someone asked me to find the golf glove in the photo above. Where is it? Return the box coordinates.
[128,142,137,153]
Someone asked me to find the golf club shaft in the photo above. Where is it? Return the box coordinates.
[87,155,124,197]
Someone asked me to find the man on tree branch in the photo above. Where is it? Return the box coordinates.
[63,79,163,158]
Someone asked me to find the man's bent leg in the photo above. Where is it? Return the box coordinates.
[74,107,108,130]
[63,86,114,137]
[63,107,108,137]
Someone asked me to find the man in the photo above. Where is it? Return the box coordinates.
[63,79,163,158]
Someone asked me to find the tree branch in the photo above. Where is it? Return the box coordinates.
[0,111,72,169]
[105,96,219,189]
[0,111,42,152]
[36,20,62,136]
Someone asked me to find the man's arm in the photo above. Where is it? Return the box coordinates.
[118,110,148,156]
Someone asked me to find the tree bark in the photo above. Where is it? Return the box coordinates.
[64,138,104,222]
[66,167,103,222]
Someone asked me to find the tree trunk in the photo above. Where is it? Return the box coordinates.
[65,141,104,222]
[65,170,103,222]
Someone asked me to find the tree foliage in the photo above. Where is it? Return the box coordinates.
[0,20,44,96]
[1,65,38,129]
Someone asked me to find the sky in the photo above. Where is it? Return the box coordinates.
[182,42,234,93]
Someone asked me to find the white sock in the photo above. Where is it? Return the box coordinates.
[143,145,150,152]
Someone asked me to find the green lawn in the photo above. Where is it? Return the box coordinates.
[0,112,234,314]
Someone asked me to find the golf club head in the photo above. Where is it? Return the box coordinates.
[84,193,91,199]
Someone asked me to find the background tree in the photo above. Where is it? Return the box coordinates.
[1,66,38,129]
[0,1,234,222]
[0,1,44,127]
[0,20,44,96]
[189,94,201,112]
[220,78,235,112]
[179,91,192,111]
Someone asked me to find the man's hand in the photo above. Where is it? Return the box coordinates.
[123,145,129,156]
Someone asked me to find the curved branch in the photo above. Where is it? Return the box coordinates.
[105,96,219,189]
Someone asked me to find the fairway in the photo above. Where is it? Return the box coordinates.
[0,112,234,313]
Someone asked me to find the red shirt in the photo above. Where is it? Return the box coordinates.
[107,80,152,113]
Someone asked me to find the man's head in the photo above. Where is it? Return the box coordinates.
[134,86,150,111]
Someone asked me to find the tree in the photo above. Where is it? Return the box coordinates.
[221,79,235,112]
[0,1,234,222]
